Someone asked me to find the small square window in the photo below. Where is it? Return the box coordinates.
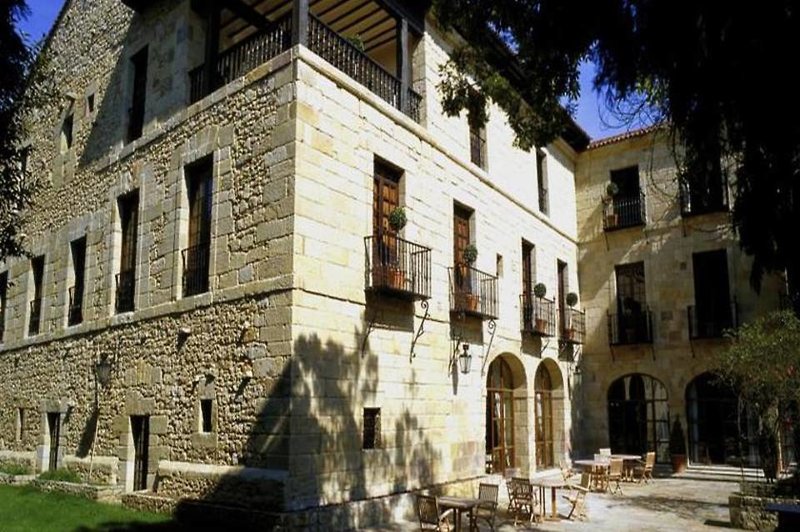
[86,93,95,115]
[16,408,24,441]
[496,254,503,278]
[363,407,381,450]
[200,399,213,433]
[61,113,74,153]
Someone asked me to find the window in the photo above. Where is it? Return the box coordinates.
[496,254,503,278]
[116,191,139,313]
[86,93,95,115]
[363,407,381,449]
[469,122,487,169]
[68,237,87,326]
[183,158,213,297]
[60,113,73,153]
[605,166,645,229]
[690,250,733,338]
[521,241,534,297]
[536,149,549,215]
[612,262,651,344]
[0,272,7,342]
[200,399,213,433]
[453,205,472,267]
[16,408,24,441]
[29,256,44,336]
[127,46,148,142]
[608,374,670,462]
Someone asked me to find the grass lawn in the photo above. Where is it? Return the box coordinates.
[0,485,177,531]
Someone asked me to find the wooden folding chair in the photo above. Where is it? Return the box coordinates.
[634,451,655,483]
[562,472,591,520]
[470,483,499,531]
[417,494,454,531]
[507,477,539,525]
[607,458,624,494]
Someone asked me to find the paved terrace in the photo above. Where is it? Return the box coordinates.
[370,466,760,531]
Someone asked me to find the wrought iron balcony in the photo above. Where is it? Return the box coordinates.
[449,264,498,320]
[559,307,586,344]
[115,269,135,314]
[608,310,653,345]
[189,14,423,122]
[688,302,737,339]
[68,286,83,326]
[602,192,646,231]
[364,234,431,301]
[679,179,729,217]
[521,294,555,337]
[28,298,42,336]
[182,244,211,297]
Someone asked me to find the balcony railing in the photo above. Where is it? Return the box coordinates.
[603,192,646,231]
[68,285,83,326]
[188,14,423,122]
[679,179,729,217]
[559,307,585,344]
[521,294,556,337]
[449,264,498,319]
[190,15,292,103]
[688,302,737,339]
[364,234,431,301]
[115,269,135,314]
[28,298,42,336]
[182,243,211,297]
[608,310,653,345]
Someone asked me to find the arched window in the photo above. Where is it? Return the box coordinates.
[486,358,515,472]
[607,374,670,462]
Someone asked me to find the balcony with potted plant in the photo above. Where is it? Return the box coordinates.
[521,282,555,337]
[559,292,585,344]
[602,181,646,231]
[449,244,498,320]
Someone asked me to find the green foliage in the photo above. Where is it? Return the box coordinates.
[388,206,407,232]
[38,468,81,483]
[345,34,365,52]
[566,292,578,307]
[433,0,800,292]
[462,243,478,264]
[605,181,619,198]
[0,462,30,475]
[669,417,686,455]
[533,282,547,298]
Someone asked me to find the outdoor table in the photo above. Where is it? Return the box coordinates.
[438,495,480,532]
[573,459,610,491]
[611,454,642,481]
[530,476,568,521]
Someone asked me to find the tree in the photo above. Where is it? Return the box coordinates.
[715,311,800,478]
[0,0,38,263]
[433,1,800,301]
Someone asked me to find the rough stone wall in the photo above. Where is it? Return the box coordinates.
[572,131,784,457]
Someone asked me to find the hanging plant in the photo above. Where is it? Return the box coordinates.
[606,181,619,198]
[462,244,478,264]
[388,206,407,232]
[533,282,547,298]
[566,292,579,307]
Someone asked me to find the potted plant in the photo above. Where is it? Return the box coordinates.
[669,417,688,473]
[461,244,479,312]
[377,206,407,289]
[533,282,548,333]
[565,292,579,340]
[605,181,620,227]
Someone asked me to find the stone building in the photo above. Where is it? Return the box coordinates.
[0,0,592,527]
[572,127,785,467]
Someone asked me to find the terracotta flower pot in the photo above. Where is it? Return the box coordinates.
[535,318,548,334]
[671,454,687,474]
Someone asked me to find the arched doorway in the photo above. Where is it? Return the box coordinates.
[534,363,555,468]
[686,372,757,465]
[608,374,670,462]
[487,358,515,473]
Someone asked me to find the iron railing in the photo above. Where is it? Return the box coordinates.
[449,264,498,319]
[28,298,42,336]
[679,178,729,217]
[115,269,135,313]
[190,15,292,103]
[68,285,83,326]
[608,310,653,345]
[603,192,646,231]
[182,243,211,297]
[559,307,585,344]
[364,234,431,300]
[521,294,556,337]
[688,302,737,339]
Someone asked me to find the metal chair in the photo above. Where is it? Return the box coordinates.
[417,494,454,531]
[634,451,656,483]
[470,483,499,531]
[562,472,592,520]
[507,477,539,525]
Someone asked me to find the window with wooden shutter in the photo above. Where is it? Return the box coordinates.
[184,157,213,296]
[116,191,139,313]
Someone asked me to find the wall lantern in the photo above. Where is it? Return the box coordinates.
[95,354,113,387]
[458,343,472,375]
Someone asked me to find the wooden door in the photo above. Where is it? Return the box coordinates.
[47,412,60,471]
[534,365,554,468]
[131,415,149,491]
[486,358,515,473]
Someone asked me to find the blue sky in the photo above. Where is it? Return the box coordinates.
[18,0,614,140]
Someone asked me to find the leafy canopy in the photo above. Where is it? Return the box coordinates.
[433,0,800,292]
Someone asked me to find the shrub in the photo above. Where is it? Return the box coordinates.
[38,468,82,483]
[606,181,619,197]
[462,244,478,264]
[388,206,407,232]
[533,282,547,298]
[0,462,30,475]
[566,292,579,307]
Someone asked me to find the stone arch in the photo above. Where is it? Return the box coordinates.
[607,373,670,462]
[485,353,529,475]
[534,358,566,470]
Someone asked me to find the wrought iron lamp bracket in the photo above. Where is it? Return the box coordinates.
[481,319,497,374]
[409,299,430,362]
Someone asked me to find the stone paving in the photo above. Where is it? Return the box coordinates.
[370,475,739,531]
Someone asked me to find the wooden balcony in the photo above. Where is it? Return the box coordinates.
[364,234,431,301]
[603,192,646,231]
[559,307,585,344]
[449,264,498,320]
[608,310,653,346]
[520,294,555,337]
[688,302,737,339]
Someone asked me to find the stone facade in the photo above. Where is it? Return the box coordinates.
[0,0,585,528]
